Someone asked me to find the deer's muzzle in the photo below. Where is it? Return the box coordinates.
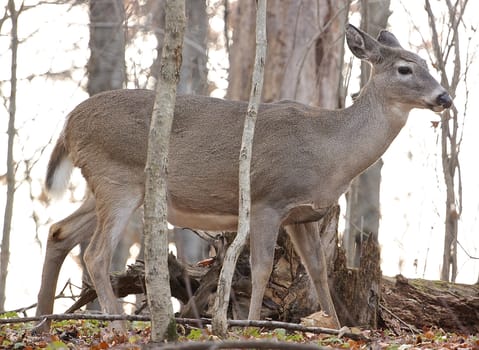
[436,92,453,109]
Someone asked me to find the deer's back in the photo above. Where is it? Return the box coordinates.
[64,89,323,216]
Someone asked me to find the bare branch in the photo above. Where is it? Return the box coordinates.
[0,315,367,341]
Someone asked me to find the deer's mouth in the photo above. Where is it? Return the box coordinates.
[424,92,453,112]
[430,104,447,112]
[433,92,453,111]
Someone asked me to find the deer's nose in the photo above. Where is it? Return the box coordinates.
[437,92,452,109]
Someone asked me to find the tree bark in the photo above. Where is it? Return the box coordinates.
[0,0,20,312]
[177,0,207,96]
[144,0,185,342]
[229,0,349,107]
[344,0,390,268]
[226,2,255,101]
[380,275,479,334]
[212,0,267,336]
[332,236,382,326]
[147,0,211,265]
[87,0,125,95]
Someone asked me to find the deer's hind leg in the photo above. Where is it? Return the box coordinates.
[284,221,340,328]
[83,179,143,330]
[35,193,97,332]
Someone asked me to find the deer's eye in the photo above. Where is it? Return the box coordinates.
[398,66,412,75]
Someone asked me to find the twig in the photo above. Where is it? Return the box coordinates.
[0,315,367,341]
[0,313,150,324]
[156,340,333,350]
[1,280,82,315]
[378,303,419,334]
[224,319,366,341]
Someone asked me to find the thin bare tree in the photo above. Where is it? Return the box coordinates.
[425,0,467,282]
[212,0,267,336]
[144,0,185,342]
[0,0,23,311]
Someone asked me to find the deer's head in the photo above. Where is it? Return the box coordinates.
[346,24,452,113]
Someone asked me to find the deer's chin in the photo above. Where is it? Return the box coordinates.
[430,105,446,112]
[423,101,446,112]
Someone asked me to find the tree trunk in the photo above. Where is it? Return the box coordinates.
[380,275,479,334]
[226,2,255,101]
[148,0,211,265]
[344,0,390,268]
[0,0,20,311]
[177,0,207,96]
[212,0,267,336]
[229,0,349,107]
[87,0,125,95]
[227,0,349,326]
[424,0,464,283]
[144,0,185,342]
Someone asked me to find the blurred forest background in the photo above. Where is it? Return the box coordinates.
[0,0,478,317]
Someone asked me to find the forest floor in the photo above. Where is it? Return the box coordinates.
[1,315,478,349]
[1,274,478,349]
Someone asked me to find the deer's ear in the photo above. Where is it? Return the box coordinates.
[346,24,382,64]
[377,30,402,48]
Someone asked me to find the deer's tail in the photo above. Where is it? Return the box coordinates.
[45,133,73,198]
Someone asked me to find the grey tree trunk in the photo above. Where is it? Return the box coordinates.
[424,0,465,282]
[87,0,125,95]
[144,0,185,342]
[148,0,210,265]
[177,0,207,96]
[0,0,20,311]
[344,0,390,268]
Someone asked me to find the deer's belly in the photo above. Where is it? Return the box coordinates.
[168,207,238,232]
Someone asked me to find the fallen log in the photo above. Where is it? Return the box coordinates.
[380,274,479,334]
[66,253,479,334]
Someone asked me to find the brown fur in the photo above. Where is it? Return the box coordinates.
[42,25,451,330]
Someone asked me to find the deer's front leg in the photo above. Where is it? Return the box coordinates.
[247,209,281,320]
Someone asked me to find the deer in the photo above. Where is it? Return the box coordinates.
[39,24,452,331]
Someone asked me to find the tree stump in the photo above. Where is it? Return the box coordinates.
[331,236,381,327]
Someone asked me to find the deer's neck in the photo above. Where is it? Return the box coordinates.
[324,81,411,179]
